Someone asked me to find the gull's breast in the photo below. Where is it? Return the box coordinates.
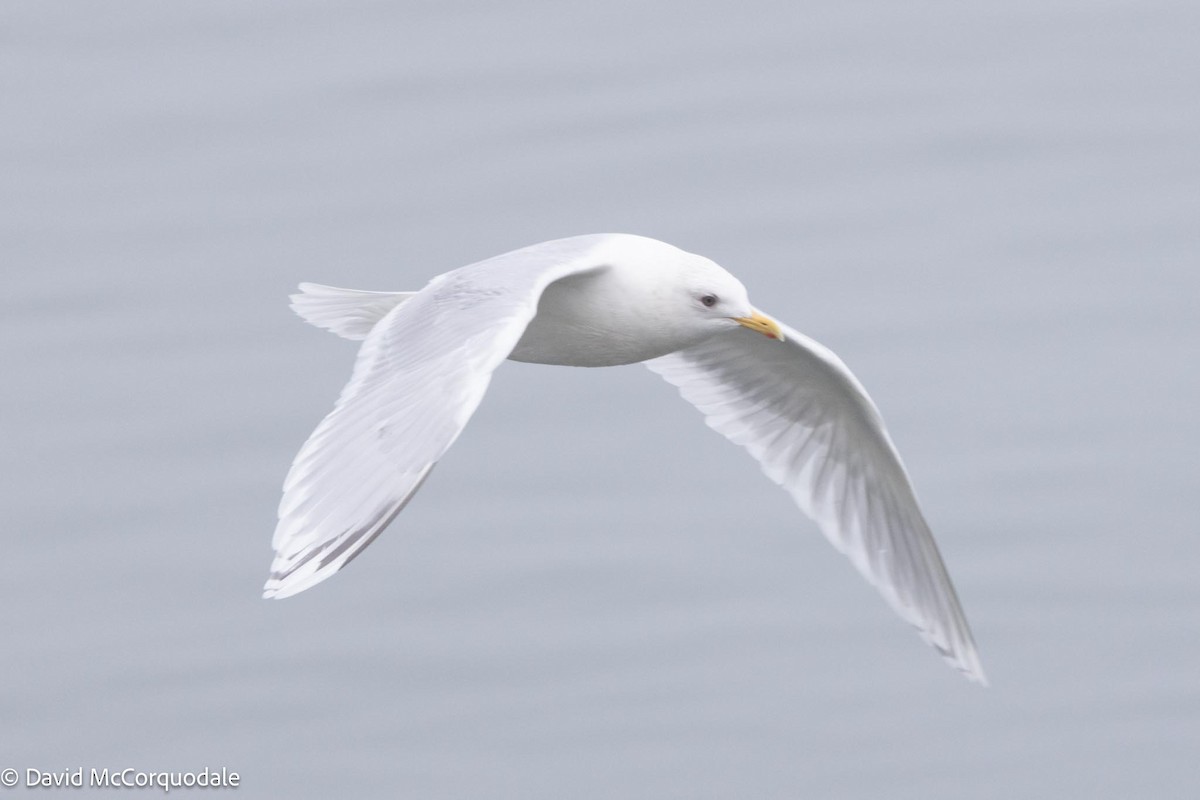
[507,270,690,367]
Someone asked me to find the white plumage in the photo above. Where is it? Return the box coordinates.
[266,233,986,685]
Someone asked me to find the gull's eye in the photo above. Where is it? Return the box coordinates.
[700,294,718,308]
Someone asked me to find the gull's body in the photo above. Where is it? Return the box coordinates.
[265,233,986,685]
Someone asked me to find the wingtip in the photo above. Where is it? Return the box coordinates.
[914,611,988,687]
[959,662,990,687]
[261,564,329,600]
[261,578,294,600]
[961,655,990,688]
[947,646,988,687]
[939,639,988,687]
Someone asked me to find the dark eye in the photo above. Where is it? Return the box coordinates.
[700,294,718,308]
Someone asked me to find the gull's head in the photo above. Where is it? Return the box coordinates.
[579,234,785,362]
[676,253,784,342]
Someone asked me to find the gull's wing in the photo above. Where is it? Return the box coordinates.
[646,319,986,684]
[264,238,611,599]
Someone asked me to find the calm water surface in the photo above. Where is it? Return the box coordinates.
[2,1,1197,797]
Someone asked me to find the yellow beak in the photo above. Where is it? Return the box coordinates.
[732,310,784,341]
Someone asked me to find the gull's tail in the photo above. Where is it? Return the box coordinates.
[289,283,416,340]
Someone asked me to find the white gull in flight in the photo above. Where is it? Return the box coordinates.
[264,233,986,685]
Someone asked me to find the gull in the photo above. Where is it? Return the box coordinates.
[264,233,986,684]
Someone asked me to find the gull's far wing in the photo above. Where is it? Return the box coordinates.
[264,238,610,599]
[646,319,986,684]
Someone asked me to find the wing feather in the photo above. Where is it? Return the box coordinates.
[647,319,986,684]
[264,239,610,598]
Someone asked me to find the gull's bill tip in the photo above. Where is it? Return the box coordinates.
[732,310,784,340]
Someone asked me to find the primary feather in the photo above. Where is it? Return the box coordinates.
[265,237,610,598]
[647,325,986,684]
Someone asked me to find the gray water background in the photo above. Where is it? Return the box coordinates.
[2,1,1198,797]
